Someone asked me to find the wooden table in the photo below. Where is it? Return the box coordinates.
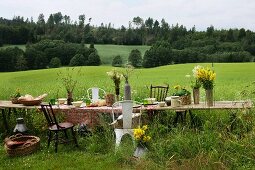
[0,100,253,132]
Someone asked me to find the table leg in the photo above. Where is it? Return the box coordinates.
[189,110,195,127]
[1,108,9,133]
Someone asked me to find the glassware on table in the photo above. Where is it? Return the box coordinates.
[50,98,56,105]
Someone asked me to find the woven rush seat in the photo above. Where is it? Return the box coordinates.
[4,133,40,157]
[49,122,74,131]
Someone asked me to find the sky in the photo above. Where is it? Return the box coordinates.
[0,0,255,31]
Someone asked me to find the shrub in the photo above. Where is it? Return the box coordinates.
[128,49,142,68]
[49,57,62,68]
[69,54,86,66]
[112,55,123,67]
[87,52,101,66]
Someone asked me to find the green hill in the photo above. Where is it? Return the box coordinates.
[0,63,254,101]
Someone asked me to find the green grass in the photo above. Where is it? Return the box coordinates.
[0,63,254,101]
[91,44,150,65]
[1,44,150,65]
[1,63,255,169]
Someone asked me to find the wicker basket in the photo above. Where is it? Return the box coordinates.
[4,134,40,157]
[18,99,42,106]
[179,95,191,105]
[11,98,21,104]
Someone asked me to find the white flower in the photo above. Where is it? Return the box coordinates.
[192,65,203,78]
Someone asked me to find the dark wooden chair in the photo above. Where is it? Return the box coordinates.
[150,84,169,102]
[41,104,78,153]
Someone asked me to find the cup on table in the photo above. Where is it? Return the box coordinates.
[171,96,181,107]
[50,98,56,105]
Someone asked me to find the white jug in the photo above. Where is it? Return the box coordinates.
[91,87,99,103]
[171,96,181,107]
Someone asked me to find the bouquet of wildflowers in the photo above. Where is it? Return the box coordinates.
[191,65,203,89]
[107,69,123,95]
[134,125,151,147]
[196,67,216,90]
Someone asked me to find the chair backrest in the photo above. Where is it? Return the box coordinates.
[112,100,141,129]
[150,84,169,102]
[87,87,106,103]
[41,104,59,128]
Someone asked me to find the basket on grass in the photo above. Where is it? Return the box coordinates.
[179,95,191,105]
[4,133,40,157]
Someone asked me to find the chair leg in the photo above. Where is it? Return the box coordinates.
[54,132,58,153]
[71,128,78,147]
[64,129,68,139]
[47,131,52,148]
[115,131,124,149]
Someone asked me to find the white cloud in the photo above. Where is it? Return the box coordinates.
[0,0,254,30]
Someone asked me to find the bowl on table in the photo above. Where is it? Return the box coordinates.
[157,101,166,107]
[143,98,156,105]
[58,98,67,105]
[71,101,83,107]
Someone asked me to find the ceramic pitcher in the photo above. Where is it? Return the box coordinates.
[171,96,181,107]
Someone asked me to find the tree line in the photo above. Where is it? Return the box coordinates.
[0,40,100,72]
[0,12,255,70]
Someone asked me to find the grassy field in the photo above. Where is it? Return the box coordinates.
[0,63,254,101]
[1,44,150,65]
[1,63,255,169]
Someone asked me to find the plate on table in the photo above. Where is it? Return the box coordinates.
[133,104,141,108]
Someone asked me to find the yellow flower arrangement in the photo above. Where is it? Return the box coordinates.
[134,125,151,146]
[196,67,216,90]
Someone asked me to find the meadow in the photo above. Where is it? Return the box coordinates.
[1,44,151,65]
[0,63,255,169]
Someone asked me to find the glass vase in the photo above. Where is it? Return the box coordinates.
[205,89,213,107]
[67,91,73,105]
[193,88,200,104]
[115,87,120,101]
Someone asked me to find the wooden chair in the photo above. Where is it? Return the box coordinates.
[150,84,169,102]
[111,100,142,149]
[87,87,106,103]
[41,104,78,153]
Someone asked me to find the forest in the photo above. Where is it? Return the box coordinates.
[0,12,255,71]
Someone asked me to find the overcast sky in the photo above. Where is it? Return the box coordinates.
[0,0,255,31]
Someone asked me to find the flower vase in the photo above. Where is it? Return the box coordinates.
[205,89,213,107]
[124,80,131,100]
[115,87,120,101]
[133,144,148,158]
[67,91,73,105]
[193,88,200,104]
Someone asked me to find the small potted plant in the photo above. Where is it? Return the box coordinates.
[10,88,21,104]
[57,68,80,105]
[173,85,191,105]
